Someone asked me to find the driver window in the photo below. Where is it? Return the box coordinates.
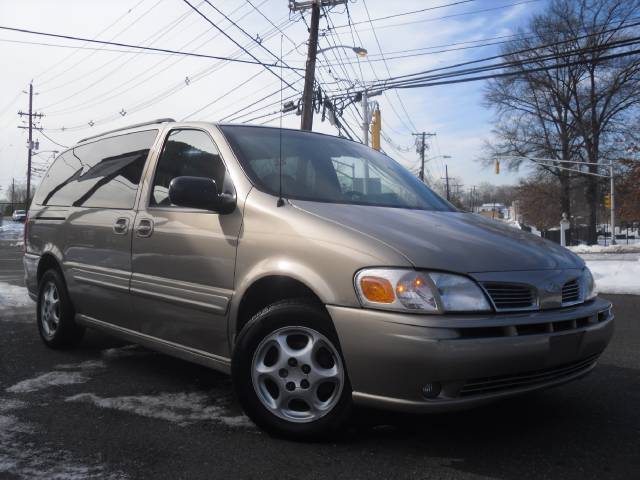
[150,129,226,207]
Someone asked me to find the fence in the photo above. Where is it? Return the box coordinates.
[542,223,639,246]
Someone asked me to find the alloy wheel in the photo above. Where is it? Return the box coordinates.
[251,326,344,423]
[40,281,61,339]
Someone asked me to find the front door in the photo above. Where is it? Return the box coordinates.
[131,128,242,359]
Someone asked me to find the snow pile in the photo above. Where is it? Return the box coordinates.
[570,244,640,254]
[586,258,640,295]
[0,282,32,311]
[66,391,254,428]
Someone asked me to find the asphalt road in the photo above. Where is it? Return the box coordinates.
[1,222,638,479]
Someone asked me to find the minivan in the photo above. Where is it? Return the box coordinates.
[24,119,613,439]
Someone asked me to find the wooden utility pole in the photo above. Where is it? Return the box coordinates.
[443,165,450,201]
[291,0,346,131]
[18,83,43,205]
[412,132,436,182]
[300,2,319,131]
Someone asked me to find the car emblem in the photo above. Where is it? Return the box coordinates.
[545,282,561,293]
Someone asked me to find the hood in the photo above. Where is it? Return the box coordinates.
[291,201,584,273]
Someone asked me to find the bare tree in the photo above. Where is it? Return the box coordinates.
[515,173,563,229]
[484,0,640,243]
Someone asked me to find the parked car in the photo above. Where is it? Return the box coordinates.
[23,119,613,439]
[12,209,26,222]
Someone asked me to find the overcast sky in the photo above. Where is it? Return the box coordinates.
[0,0,543,196]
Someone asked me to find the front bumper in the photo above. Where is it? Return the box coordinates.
[328,297,613,412]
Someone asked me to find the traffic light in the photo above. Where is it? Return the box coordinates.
[495,159,500,174]
[604,193,611,209]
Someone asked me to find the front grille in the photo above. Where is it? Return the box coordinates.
[562,279,581,304]
[457,307,611,339]
[482,283,536,310]
[459,353,600,397]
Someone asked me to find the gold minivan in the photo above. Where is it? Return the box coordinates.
[24,119,613,439]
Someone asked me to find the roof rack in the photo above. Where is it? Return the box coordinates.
[77,118,175,144]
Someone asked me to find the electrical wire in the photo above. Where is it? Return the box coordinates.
[361,0,418,133]
[331,0,477,28]
[34,0,148,86]
[182,0,298,90]
[39,14,300,130]
[0,25,299,69]
[42,0,261,115]
[330,0,542,32]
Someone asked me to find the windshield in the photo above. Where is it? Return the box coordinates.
[221,125,453,211]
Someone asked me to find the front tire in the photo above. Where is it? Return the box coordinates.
[37,269,85,349]
[232,299,352,440]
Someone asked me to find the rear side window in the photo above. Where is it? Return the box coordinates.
[34,129,158,209]
[150,129,227,208]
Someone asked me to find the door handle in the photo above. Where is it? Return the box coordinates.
[135,218,154,238]
[113,217,129,235]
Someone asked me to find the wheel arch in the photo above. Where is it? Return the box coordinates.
[230,268,335,350]
[37,252,64,284]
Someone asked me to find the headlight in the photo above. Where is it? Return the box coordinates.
[354,268,492,313]
[582,267,597,301]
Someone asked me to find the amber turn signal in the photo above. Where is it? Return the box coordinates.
[360,276,395,303]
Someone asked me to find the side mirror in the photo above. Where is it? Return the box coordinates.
[168,176,223,212]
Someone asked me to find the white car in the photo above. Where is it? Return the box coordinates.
[12,209,26,222]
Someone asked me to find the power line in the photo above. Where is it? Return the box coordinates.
[34,0,148,86]
[330,0,542,32]
[331,0,477,28]
[327,26,640,95]
[39,14,302,130]
[43,1,273,117]
[40,1,204,97]
[36,129,69,149]
[361,46,640,93]
[361,0,418,132]
[182,0,299,90]
[0,24,302,69]
[0,37,202,55]
[368,37,640,91]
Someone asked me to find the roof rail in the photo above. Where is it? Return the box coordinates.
[77,118,175,144]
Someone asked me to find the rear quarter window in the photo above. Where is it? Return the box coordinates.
[33,129,158,209]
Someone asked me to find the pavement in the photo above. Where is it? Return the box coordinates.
[1,220,639,479]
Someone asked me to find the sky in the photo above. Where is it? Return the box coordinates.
[0,0,543,197]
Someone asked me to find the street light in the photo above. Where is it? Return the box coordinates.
[316,45,368,57]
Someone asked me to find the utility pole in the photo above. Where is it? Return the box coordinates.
[412,132,436,182]
[361,90,369,146]
[610,160,616,245]
[291,0,346,131]
[11,178,15,212]
[371,106,381,151]
[18,82,43,206]
[442,165,450,201]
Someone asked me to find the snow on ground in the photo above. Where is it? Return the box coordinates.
[569,244,640,254]
[585,258,640,295]
[0,221,24,240]
[66,391,254,428]
[55,360,107,371]
[0,396,125,479]
[6,371,90,394]
[0,282,33,312]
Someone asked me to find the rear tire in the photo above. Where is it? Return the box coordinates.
[37,269,85,349]
[232,299,352,440]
